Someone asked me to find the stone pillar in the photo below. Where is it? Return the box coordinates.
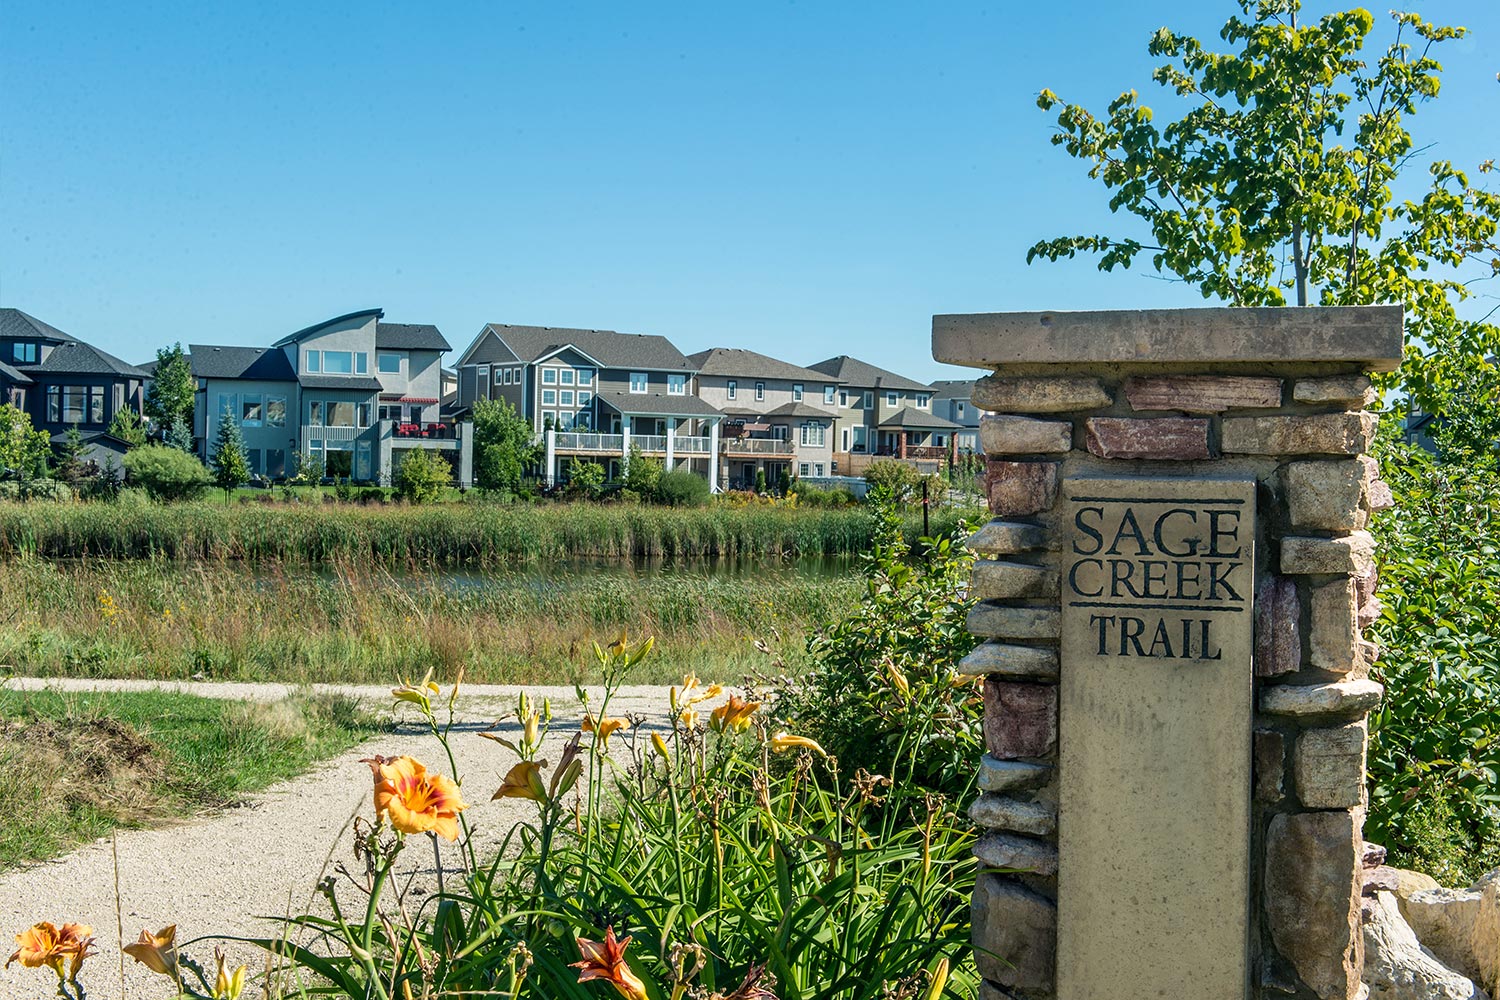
[457,421,474,489]
[932,306,1401,1000]
[621,416,632,471]
[708,418,720,493]
[665,417,677,471]
[545,427,557,487]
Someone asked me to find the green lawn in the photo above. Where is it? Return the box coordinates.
[0,687,385,870]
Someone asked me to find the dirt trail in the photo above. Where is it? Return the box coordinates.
[0,677,673,1000]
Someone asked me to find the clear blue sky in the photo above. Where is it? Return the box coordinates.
[2,2,1496,382]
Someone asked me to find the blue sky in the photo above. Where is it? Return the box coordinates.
[2,2,1496,382]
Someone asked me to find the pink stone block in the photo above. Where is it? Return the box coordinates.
[983,679,1057,759]
[1084,417,1212,461]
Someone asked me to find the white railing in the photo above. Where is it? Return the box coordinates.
[673,436,710,454]
[723,438,794,455]
[632,435,667,452]
[301,424,366,442]
[554,432,625,452]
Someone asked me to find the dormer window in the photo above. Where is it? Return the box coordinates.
[10,342,38,364]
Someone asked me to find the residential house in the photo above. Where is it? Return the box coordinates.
[805,355,960,475]
[454,324,724,487]
[0,308,149,464]
[687,347,840,487]
[188,308,468,486]
[929,379,980,455]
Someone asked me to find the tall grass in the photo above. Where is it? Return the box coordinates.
[0,556,858,684]
[0,500,973,565]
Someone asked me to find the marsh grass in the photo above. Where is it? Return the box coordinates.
[0,687,383,870]
[0,556,858,684]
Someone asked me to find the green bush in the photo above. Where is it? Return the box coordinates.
[797,484,858,508]
[864,459,919,503]
[564,458,605,499]
[655,468,710,507]
[393,449,451,504]
[122,445,212,502]
[623,446,662,498]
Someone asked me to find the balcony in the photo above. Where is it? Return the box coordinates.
[554,432,625,453]
[301,424,369,443]
[553,432,712,455]
[722,438,794,455]
[381,420,461,449]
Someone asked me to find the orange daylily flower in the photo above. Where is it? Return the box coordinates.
[123,925,178,977]
[710,694,761,733]
[571,926,649,1000]
[7,921,96,983]
[493,759,549,802]
[582,714,628,749]
[362,755,468,841]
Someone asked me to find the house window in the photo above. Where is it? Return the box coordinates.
[957,402,966,419]
[771,424,789,441]
[935,434,947,447]
[378,353,402,374]
[357,403,371,428]
[11,342,38,363]
[841,427,850,451]
[322,351,354,375]
[577,390,592,406]
[578,369,593,385]
[502,368,512,385]
[630,373,648,394]
[329,402,355,427]
[799,422,825,447]
[247,449,262,476]
[306,350,321,373]
[668,374,686,396]
[576,411,592,429]
[308,401,323,425]
[477,365,490,387]
[561,370,575,385]
[543,369,557,384]
[266,449,286,479]
[798,463,810,477]
[863,391,874,409]
[241,394,263,427]
[727,380,737,400]
[355,441,372,481]
[45,386,58,422]
[557,411,574,430]
[356,353,368,374]
[267,396,287,427]
[754,382,765,401]
[916,393,930,409]
[886,391,898,407]
[814,462,825,477]
[542,389,556,405]
[823,385,836,405]
[792,384,803,402]
[513,367,522,382]
[560,390,574,406]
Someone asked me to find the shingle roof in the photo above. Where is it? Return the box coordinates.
[594,389,723,418]
[764,401,837,420]
[686,347,843,383]
[481,324,693,371]
[0,361,33,384]
[929,379,975,401]
[0,308,72,345]
[31,340,151,378]
[878,407,961,430]
[805,355,930,393]
[377,322,451,351]
[272,308,384,347]
[299,375,385,391]
[189,345,298,381]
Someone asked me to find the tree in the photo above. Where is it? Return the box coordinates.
[166,416,195,453]
[209,407,250,499]
[107,407,146,448]
[623,446,663,499]
[0,403,50,480]
[393,448,451,504]
[123,444,212,501]
[471,398,541,493]
[1029,2,1500,438]
[565,458,606,499]
[145,343,194,428]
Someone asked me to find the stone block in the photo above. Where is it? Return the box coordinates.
[1083,416,1212,460]
[1281,532,1377,576]
[1264,809,1365,1000]
[1293,375,1375,406]
[1362,866,1402,895]
[971,560,1057,601]
[1310,576,1361,675]
[974,832,1059,876]
[1256,576,1302,678]
[1368,478,1395,511]
[970,375,1112,413]
[1361,891,1485,1000]
[979,414,1073,455]
[1405,872,1500,997]
[983,679,1057,759]
[968,603,1061,640]
[1221,412,1378,456]
[1255,729,1287,803]
[969,794,1057,836]
[985,460,1061,516]
[1355,563,1380,605]
[978,756,1052,794]
[972,873,1057,989]
[1123,374,1283,412]
[1294,720,1368,809]
[965,519,1049,555]
[1284,460,1369,531]
[1261,679,1384,718]
[1358,596,1383,630]
[959,642,1059,680]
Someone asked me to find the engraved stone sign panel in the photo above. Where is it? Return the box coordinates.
[1057,476,1255,1000]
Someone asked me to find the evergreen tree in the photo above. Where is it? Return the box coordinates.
[166,416,195,453]
[145,343,195,428]
[107,407,147,447]
[210,407,250,500]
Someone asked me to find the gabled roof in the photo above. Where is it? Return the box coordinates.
[189,345,297,381]
[0,308,71,345]
[272,308,384,347]
[0,361,33,384]
[764,401,837,420]
[805,355,930,393]
[878,407,961,430]
[31,340,150,378]
[299,375,385,391]
[377,322,451,351]
[686,347,843,384]
[478,324,694,372]
[594,389,722,418]
[929,379,975,401]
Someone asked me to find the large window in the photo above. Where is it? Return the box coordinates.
[799,422,825,447]
[542,389,556,405]
[216,393,239,425]
[378,353,403,374]
[578,369,593,385]
[561,369,575,385]
[267,396,287,427]
[328,402,355,427]
[308,400,323,425]
[577,390,592,407]
[241,394,263,427]
[560,390,574,406]
[11,342,38,363]
[265,449,286,479]
[668,374,686,396]
[630,373,648,394]
[322,351,354,375]
[543,369,557,384]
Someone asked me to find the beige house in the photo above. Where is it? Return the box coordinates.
[805,355,960,475]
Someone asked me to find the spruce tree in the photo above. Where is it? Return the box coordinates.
[210,408,250,500]
[166,416,194,453]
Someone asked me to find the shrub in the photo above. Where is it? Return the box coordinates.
[623,446,662,497]
[356,487,386,505]
[564,458,605,499]
[798,484,858,508]
[655,468,710,507]
[393,449,451,504]
[122,445,212,502]
[864,459,919,503]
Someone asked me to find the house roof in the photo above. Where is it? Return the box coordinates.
[764,401,837,420]
[805,355,930,393]
[0,361,33,384]
[594,389,722,418]
[376,322,451,351]
[686,347,843,383]
[878,407,961,430]
[272,308,384,347]
[0,308,71,345]
[478,324,694,371]
[189,344,298,381]
[929,379,975,401]
[299,375,386,391]
[30,340,151,378]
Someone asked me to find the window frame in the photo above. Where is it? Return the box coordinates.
[377,352,403,374]
[667,374,686,396]
[726,380,737,400]
[542,368,558,385]
[305,350,321,373]
[267,395,287,427]
[754,381,765,402]
[241,393,264,428]
[886,391,898,407]
[322,351,354,375]
[792,383,803,402]
[629,372,648,394]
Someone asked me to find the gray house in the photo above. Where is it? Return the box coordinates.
[930,379,980,455]
[805,355,959,475]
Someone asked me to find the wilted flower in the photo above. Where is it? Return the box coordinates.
[392,669,441,712]
[493,759,550,803]
[768,732,827,757]
[213,945,248,999]
[711,964,779,1000]
[710,695,761,733]
[362,755,468,840]
[6,921,95,983]
[123,924,178,977]
[582,714,628,750]
[571,926,649,1000]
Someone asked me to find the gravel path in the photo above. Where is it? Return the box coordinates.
[0,677,676,1000]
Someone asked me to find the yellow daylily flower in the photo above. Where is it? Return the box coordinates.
[769,732,828,756]
[392,668,441,711]
[363,755,469,841]
[493,760,550,803]
[7,922,96,984]
[123,925,178,977]
[679,707,700,729]
[651,733,670,758]
[582,714,629,750]
[213,946,248,999]
[710,695,761,733]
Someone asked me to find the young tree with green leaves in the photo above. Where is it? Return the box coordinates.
[209,408,250,500]
[0,403,51,480]
[107,407,147,447]
[145,343,195,429]
[471,398,541,493]
[1029,1,1499,444]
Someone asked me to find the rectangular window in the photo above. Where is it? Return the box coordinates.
[799,463,810,477]
[815,463,825,477]
[839,390,848,407]
[823,385,835,405]
[916,393,930,409]
[578,369,593,385]
[477,365,490,388]
[863,391,874,409]
[247,449,262,476]
[46,386,59,422]
[886,391,898,407]
[577,390,592,406]
[957,402,966,418]
[513,367,522,383]
[267,396,287,427]
[355,353,368,375]
[543,369,557,384]
[308,400,323,425]
[241,394,263,427]
[329,402,355,427]
[378,353,402,374]
[799,422,826,447]
[355,442,372,481]
[792,383,803,402]
[306,350,321,373]
[12,342,38,363]
[217,393,238,425]
[560,390,574,406]
[561,370,575,385]
[88,386,104,424]
[557,411,575,430]
[265,448,286,479]
[668,374,686,396]
[727,380,737,400]
[542,389,556,405]
[357,403,371,428]
[502,368,512,385]
[755,382,765,401]
[630,373,648,394]
[322,351,353,375]
[841,428,850,451]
